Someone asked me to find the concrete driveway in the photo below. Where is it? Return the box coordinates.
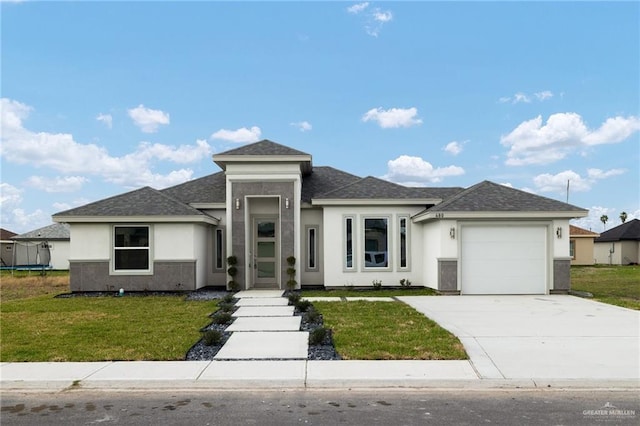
[398,295,640,381]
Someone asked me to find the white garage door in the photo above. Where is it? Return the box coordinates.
[461,225,547,294]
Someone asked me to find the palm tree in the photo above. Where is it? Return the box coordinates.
[620,211,628,223]
[600,214,608,230]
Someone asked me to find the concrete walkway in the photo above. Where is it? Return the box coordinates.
[214,290,308,360]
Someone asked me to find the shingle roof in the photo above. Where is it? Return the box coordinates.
[427,180,588,212]
[1,228,17,241]
[314,176,432,200]
[301,166,362,202]
[570,225,599,237]
[53,187,208,217]
[595,219,640,242]
[217,139,310,157]
[409,187,465,200]
[13,223,70,240]
[161,171,226,204]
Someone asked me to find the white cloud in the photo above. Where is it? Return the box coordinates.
[0,183,48,233]
[500,90,554,104]
[135,139,212,164]
[443,141,464,156]
[127,104,170,133]
[96,113,113,128]
[533,168,626,194]
[373,9,392,22]
[211,126,262,143]
[513,92,531,104]
[0,98,204,189]
[347,3,392,37]
[535,90,554,101]
[347,2,369,14]
[25,176,88,193]
[571,206,617,232]
[501,113,640,166]
[290,121,312,132]
[362,107,422,128]
[383,155,465,184]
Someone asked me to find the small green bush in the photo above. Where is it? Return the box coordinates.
[304,307,320,323]
[288,293,301,304]
[222,293,234,303]
[202,329,222,346]
[400,278,412,288]
[309,327,327,345]
[295,299,312,312]
[372,279,382,290]
[218,302,235,313]
[212,312,233,325]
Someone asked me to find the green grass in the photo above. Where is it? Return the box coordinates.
[571,265,640,310]
[1,295,216,361]
[313,300,467,360]
[302,287,437,298]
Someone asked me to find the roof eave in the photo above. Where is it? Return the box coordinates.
[53,215,220,225]
[213,154,313,173]
[413,210,589,222]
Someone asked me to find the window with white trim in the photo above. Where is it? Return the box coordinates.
[364,217,389,268]
[114,226,150,270]
[399,216,409,269]
[306,226,318,271]
[215,228,225,270]
[345,216,354,270]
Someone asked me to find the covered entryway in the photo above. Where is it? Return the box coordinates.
[460,225,547,294]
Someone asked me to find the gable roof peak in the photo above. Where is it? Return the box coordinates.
[216,139,311,157]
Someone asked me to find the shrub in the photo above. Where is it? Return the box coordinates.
[222,293,234,303]
[309,327,327,345]
[218,302,235,313]
[295,299,312,312]
[304,307,320,323]
[372,279,382,290]
[286,256,297,290]
[400,278,412,288]
[288,292,301,305]
[212,312,233,325]
[202,329,222,346]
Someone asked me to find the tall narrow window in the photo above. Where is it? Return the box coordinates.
[364,218,388,268]
[345,217,353,269]
[307,226,318,270]
[215,229,224,269]
[114,226,150,270]
[399,217,408,268]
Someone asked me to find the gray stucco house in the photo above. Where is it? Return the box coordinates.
[53,140,588,294]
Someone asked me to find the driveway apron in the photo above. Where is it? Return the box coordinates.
[398,295,640,380]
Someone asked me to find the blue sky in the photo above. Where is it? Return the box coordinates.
[1,1,638,234]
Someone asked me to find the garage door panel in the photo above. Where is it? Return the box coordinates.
[461,226,547,295]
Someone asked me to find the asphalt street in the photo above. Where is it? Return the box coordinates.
[2,389,638,425]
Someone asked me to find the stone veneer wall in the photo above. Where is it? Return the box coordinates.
[231,181,295,290]
[551,258,571,293]
[438,259,459,294]
[69,260,196,292]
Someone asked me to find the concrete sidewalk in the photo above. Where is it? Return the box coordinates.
[2,360,637,391]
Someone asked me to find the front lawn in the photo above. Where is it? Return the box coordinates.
[1,273,216,361]
[313,300,467,360]
[571,265,640,310]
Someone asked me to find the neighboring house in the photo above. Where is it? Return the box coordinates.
[12,223,71,270]
[53,140,588,294]
[569,225,599,265]
[594,219,640,265]
[0,228,17,267]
